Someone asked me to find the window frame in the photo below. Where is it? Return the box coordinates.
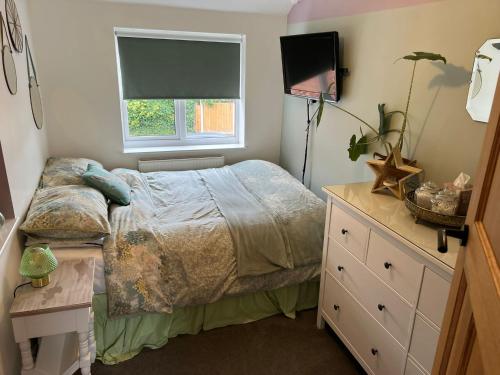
[114,28,246,152]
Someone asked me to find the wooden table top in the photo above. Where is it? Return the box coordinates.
[10,258,95,318]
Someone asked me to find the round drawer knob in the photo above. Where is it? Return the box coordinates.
[377,304,385,311]
[337,265,344,272]
[371,348,378,356]
[384,262,392,269]
[341,228,348,235]
[333,304,340,311]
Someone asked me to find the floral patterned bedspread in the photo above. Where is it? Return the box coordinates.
[103,160,325,317]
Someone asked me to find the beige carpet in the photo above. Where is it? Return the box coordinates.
[85,309,365,375]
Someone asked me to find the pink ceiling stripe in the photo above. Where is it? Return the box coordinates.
[288,0,441,24]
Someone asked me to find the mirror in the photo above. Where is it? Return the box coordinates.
[29,76,43,129]
[1,11,16,95]
[2,45,16,94]
[466,39,500,123]
[25,36,43,129]
[5,0,23,53]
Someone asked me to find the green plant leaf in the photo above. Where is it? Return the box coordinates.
[402,52,447,64]
[348,134,368,161]
[378,104,405,138]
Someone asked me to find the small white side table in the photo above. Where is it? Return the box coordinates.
[10,258,96,375]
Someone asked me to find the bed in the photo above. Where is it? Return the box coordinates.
[22,159,326,364]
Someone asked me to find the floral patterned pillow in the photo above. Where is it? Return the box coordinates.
[20,185,111,239]
[41,157,103,188]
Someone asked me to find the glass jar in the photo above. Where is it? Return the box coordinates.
[431,189,459,216]
[415,181,440,210]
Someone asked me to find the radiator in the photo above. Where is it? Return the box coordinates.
[138,156,225,172]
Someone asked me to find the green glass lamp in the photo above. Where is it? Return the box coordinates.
[19,244,58,288]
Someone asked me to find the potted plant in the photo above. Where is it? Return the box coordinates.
[311,51,447,199]
[314,51,447,161]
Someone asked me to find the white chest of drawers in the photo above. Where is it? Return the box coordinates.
[318,183,461,375]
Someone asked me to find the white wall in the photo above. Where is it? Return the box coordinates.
[280,0,499,199]
[27,0,287,170]
[0,0,49,373]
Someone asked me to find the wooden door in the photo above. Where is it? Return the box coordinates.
[432,77,500,374]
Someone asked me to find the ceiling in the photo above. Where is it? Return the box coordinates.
[100,0,300,15]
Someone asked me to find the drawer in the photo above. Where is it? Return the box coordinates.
[330,205,369,262]
[326,240,413,346]
[409,315,440,373]
[322,273,406,375]
[405,358,427,375]
[366,231,423,305]
[417,268,451,328]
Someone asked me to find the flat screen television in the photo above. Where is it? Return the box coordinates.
[280,32,341,102]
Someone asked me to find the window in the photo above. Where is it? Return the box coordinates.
[114,29,246,152]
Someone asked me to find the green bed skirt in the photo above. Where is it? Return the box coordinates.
[94,280,319,365]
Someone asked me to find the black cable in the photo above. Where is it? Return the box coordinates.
[301,122,311,184]
[14,282,31,297]
[301,99,315,185]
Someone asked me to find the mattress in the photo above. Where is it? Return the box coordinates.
[51,246,320,301]
[52,247,106,294]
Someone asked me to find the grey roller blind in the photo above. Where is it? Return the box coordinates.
[117,36,241,100]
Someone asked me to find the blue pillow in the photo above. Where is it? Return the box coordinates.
[83,164,131,205]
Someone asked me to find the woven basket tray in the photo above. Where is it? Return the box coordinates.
[405,190,466,228]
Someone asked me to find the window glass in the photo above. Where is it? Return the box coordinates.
[185,99,235,137]
[126,99,176,137]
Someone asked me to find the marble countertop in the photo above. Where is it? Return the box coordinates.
[323,183,460,272]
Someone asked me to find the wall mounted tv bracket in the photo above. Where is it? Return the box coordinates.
[339,67,350,76]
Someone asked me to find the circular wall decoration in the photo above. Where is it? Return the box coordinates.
[5,0,22,53]
[0,12,17,94]
[2,45,17,94]
[26,36,43,129]
[29,76,43,129]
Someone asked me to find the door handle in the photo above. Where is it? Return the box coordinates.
[437,225,469,253]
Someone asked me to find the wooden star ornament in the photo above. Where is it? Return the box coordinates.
[366,148,423,200]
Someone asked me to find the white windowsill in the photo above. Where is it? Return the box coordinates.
[123,143,246,154]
